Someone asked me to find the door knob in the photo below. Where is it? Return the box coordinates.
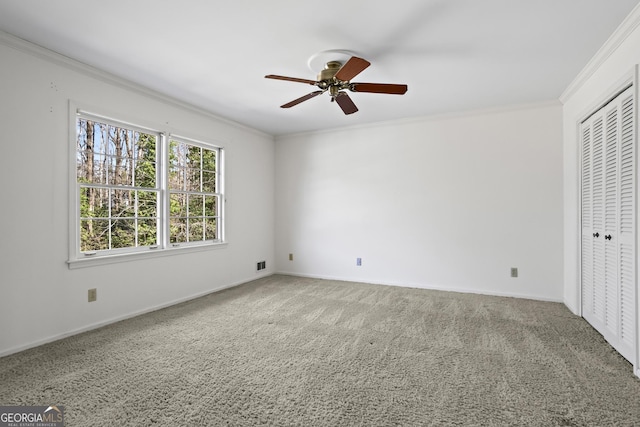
[593,232,600,238]
[605,235,612,240]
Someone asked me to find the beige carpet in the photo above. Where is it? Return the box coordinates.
[1,275,640,426]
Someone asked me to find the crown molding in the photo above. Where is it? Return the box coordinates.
[276,100,562,141]
[560,3,640,103]
[0,30,272,139]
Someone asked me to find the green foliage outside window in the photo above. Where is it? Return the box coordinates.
[77,119,158,251]
[168,139,218,243]
[76,118,220,254]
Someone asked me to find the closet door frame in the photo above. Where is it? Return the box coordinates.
[577,65,639,378]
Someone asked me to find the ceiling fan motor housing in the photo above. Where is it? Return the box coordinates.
[318,61,351,98]
[317,61,343,82]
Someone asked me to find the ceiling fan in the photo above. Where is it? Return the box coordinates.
[265,56,408,115]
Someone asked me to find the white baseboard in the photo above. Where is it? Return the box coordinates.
[0,270,567,358]
[0,273,272,358]
[275,270,564,304]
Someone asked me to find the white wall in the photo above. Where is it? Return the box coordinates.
[0,34,275,356]
[561,6,640,375]
[275,103,564,301]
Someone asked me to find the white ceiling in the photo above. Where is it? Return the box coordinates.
[1,0,639,136]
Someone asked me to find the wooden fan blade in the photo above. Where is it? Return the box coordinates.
[280,90,324,108]
[334,56,371,82]
[335,92,358,115]
[350,83,408,94]
[265,75,317,85]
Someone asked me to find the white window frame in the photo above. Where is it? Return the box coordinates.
[166,134,225,248]
[67,103,226,269]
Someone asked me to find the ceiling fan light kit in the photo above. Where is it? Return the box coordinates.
[265,55,408,115]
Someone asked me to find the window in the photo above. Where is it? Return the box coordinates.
[71,110,224,266]
[168,138,221,244]
[75,117,160,253]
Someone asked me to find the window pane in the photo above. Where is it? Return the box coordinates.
[76,119,88,153]
[137,191,157,218]
[168,166,185,191]
[79,187,93,218]
[76,152,85,181]
[91,154,107,184]
[135,160,156,187]
[186,146,201,167]
[136,133,157,162]
[186,168,201,192]
[80,219,110,251]
[77,120,106,186]
[205,218,217,240]
[175,142,189,166]
[204,195,217,216]
[202,149,216,172]
[138,218,157,246]
[107,126,132,157]
[111,219,135,248]
[202,170,216,192]
[189,194,203,216]
[93,123,106,154]
[170,193,187,217]
[107,126,116,155]
[80,187,109,218]
[77,152,106,185]
[95,188,109,216]
[189,218,204,242]
[112,189,135,218]
[94,152,104,177]
[108,155,133,186]
[170,217,187,243]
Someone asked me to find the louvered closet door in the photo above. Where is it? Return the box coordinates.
[581,85,636,363]
[581,121,594,320]
[618,93,636,356]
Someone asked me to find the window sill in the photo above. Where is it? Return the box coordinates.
[67,242,228,269]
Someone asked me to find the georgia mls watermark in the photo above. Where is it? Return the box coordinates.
[0,406,64,427]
